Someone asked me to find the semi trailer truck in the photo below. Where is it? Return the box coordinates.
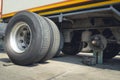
[0,0,120,65]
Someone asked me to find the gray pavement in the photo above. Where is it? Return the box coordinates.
[0,53,120,80]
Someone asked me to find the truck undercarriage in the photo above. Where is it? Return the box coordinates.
[49,5,120,63]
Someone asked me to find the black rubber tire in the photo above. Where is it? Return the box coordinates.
[103,43,120,59]
[40,17,60,62]
[5,11,51,65]
[33,14,53,63]
[54,32,64,57]
[62,31,83,55]
[62,42,83,55]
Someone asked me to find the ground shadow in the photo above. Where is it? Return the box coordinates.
[0,58,11,63]
[0,57,50,67]
[0,58,40,67]
[95,57,120,71]
[52,53,120,71]
[0,53,120,70]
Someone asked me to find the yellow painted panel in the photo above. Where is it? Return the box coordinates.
[2,0,120,18]
[39,0,120,15]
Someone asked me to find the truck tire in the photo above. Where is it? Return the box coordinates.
[62,42,82,55]
[40,17,60,62]
[62,31,83,55]
[32,14,53,63]
[5,11,51,65]
[54,32,64,57]
[103,43,120,59]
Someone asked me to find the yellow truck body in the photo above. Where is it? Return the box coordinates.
[0,0,120,18]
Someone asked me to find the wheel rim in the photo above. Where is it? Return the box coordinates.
[10,22,32,53]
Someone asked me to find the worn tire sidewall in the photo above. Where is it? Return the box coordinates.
[5,11,43,64]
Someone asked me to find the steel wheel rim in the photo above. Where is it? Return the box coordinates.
[10,22,32,53]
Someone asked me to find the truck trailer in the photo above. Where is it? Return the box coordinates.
[0,0,120,65]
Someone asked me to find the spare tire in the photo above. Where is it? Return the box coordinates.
[5,11,51,65]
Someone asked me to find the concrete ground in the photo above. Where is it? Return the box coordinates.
[0,52,120,80]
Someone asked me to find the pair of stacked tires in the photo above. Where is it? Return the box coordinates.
[5,11,60,66]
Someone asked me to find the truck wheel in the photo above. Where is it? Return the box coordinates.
[103,43,120,59]
[62,31,83,55]
[40,17,60,62]
[5,11,51,65]
[62,42,83,55]
[54,32,64,57]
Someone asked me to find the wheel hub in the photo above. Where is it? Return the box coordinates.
[10,22,32,53]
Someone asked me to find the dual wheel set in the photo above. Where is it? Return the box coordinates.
[5,11,61,65]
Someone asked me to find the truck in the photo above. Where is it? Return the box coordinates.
[0,0,120,65]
